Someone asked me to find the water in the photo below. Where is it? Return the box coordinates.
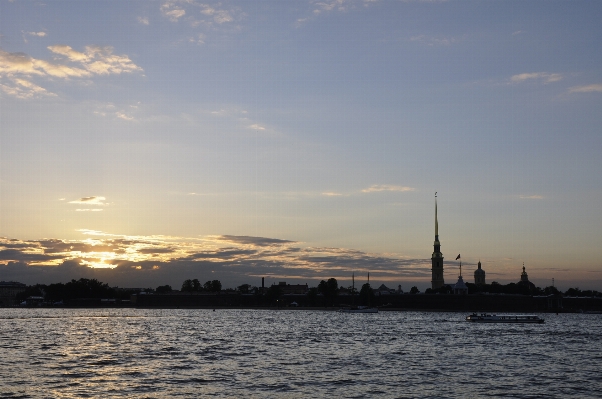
[1,309,600,398]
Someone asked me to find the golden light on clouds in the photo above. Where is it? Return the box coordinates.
[0,230,596,289]
[69,196,108,206]
[0,231,432,283]
[80,259,117,269]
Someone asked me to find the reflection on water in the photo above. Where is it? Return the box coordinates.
[1,309,601,398]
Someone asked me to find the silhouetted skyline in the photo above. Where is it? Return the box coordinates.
[1,1,601,291]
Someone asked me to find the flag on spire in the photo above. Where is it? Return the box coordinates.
[456,254,461,260]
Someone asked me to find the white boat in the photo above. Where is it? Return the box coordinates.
[339,306,378,313]
[465,313,544,323]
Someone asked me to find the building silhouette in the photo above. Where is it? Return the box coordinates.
[450,259,467,294]
[520,263,529,283]
[275,282,309,295]
[0,281,26,306]
[431,194,444,290]
[453,275,468,295]
[474,260,486,285]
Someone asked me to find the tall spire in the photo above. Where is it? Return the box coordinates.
[431,192,444,290]
[435,192,438,237]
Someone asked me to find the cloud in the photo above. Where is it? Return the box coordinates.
[47,44,89,62]
[0,78,56,99]
[510,72,562,84]
[22,31,47,43]
[0,49,51,76]
[210,109,228,116]
[159,0,244,43]
[0,233,431,288]
[203,107,272,136]
[185,249,258,260]
[69,196,108,206]
[519,195,543,200]
[199,4,233,24]
[568,84,602,93]
[322,192,343,196]
[138,247,176,254]
[361,185,416,193]
[23,31,47,43]
[216,235,296,247]
[116,112,135,121]
[312,0,348,15]
[0,48,93,78]
[294,0,377,26]
[137,16,150,25]
[0,249,62,263]
[93,102,140,121]
[0,46,142,99]
[76,45,143,75]
[161,2,186,21]
[189,33,206,45]
[1,45,142,76]
[75,209,104,212]
[165,9,186,21]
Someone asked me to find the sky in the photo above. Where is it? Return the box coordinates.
[1,0,601,292]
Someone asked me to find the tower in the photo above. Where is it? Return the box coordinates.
[520,262,529,283]
[453,259,468,295]
[431,193,444,289]
[474,260,486,285]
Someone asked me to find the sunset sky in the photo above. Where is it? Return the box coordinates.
[1,0,601,291]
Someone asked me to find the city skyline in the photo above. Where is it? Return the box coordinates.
[1,1,601,291]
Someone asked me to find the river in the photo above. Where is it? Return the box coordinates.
[1,309,600,398]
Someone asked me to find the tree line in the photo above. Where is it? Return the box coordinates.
[16,278,142,302]
[13,276,602,304]
[180,279,222,292]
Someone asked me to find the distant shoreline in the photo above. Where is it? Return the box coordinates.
[3,305,593,313]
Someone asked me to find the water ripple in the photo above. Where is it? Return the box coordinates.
[1,309,601,398]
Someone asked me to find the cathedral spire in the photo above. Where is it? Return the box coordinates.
[431,192,444,290]
[435,192,438,237]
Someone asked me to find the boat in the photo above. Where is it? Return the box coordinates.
[465,313,544,323]
[339,273,378,313]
